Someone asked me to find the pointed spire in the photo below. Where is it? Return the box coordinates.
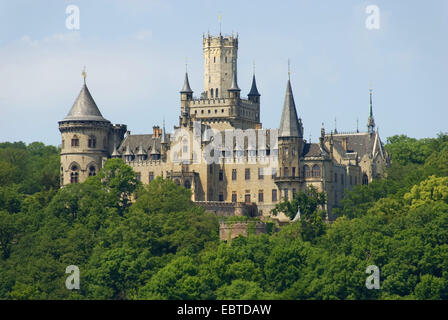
[62,76,109,122]
[137,144,147,156]
[111,144,121,158]
[228,58,240,92]
[367,87,376,134]
[161,118,168,144]
[150,138,160,155]
[248,74,260,97]
[124,144,133,156]
[278,79,301,138]
[180,72,193,93]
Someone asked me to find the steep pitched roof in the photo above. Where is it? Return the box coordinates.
[180,72,193,93]
[247,74,260,97]
[278,80,300,137]
[62,83,109,122]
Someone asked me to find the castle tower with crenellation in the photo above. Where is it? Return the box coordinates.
[180,33,261,131]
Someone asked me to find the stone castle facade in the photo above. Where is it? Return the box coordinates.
[59,32,389,221]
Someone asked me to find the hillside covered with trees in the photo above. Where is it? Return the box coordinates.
[1,134,448,300]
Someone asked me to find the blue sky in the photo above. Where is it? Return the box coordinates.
[0,0,447,146]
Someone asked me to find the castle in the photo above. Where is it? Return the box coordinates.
[59,32,388,221]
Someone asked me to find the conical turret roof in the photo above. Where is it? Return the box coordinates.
[180,72,193,93]
[228,59,240,92]
[248,74,260,96]
[278,80,300,137]
[62,83,109,122]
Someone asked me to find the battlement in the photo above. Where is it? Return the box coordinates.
[203,33,238,47]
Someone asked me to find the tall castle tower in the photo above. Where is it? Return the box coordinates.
[202,33,238,99]
[59,72,126,186]
[275,76,304,200]
[179,33,261,131]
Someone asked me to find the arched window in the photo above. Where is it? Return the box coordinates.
[88,136,96,148]
[210,88,214,98]
[184,180,191,189]
[312,165,321,177]
[71,135,79,147]
[88,165,96,176]
[303,165,310,178]
[70,164,79,183]
[362,173,369,185]
[216,88,219,98]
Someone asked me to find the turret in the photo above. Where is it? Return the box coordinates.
[275,74,303,200]
[203,33,238,98]
[58,70,112,186]
[227,58,240,99]
[247,74,260,103]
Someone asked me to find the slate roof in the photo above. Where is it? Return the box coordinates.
[247,74,260,97]
[62,83,109,122]
[278,80,300,138]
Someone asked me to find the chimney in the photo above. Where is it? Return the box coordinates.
[153,126,160,138]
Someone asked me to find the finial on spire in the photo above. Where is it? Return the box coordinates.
[334,117,338,134]
[81,66,87,84]
[367,84,376,134]
[253,60,256,75]
[287,59,291,80]
[218,12,222,35]
[185,57,188,73]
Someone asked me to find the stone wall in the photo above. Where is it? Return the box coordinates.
[219,221,267,241]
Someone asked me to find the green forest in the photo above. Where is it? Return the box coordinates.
[1,134,448,300]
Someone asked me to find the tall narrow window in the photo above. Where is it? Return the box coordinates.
[88,136,96,148]
[272,189,278,202]
[210,88,214,98]
[219,170,223,181]
[88,165,96,176]
[284,167,289,177]
[219,193,224,202]
[225,56,227,63]
[216,88,219,98]
[258,190,264,202]
[232,169,237,180]
[231,192,237,203]
[245,168,250,180]
[272,168,277,179]
[362,173,369,185]
[292,167,296,177]
[71,135,79,147]
[149,172,154,182]
[70,164,79,184]
[303,165,310,178]
[312,165,321,177]
[258,168,264,180]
